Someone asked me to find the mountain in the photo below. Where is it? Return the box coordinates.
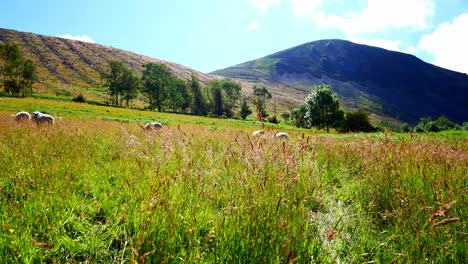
[212,39,468,124]
[0,28,216,101]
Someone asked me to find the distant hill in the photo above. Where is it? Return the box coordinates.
[212,39,468,124]
[0,28,216,101]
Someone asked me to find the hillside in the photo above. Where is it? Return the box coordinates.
[212,39,468,124]
[0,28,217,101]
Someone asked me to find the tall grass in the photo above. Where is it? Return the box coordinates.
[0,100,466,262]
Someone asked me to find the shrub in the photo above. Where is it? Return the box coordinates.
[72,93,86,103]
[267,115,279,124]
[339,110,376,133]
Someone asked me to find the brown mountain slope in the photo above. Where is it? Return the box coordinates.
[0,28,219,100]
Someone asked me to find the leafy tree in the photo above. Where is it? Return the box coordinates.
[239,96,252,120]
[220,79,241,117]
[291,104,309,128]
[211,85,224,117]
[251,85,272,118]
[101,61,125,106]
[190,75,207,116]
[121,69,140,107]
[141,62,175,112]
[339,110,376,133]
[167,78,191,113]
[305,84,344,132]
[0,44,36,96]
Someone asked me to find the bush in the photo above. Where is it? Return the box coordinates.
[339,110,376,133]
[267,115,279,124]
[72,93,86,103]
[415,116,459,133]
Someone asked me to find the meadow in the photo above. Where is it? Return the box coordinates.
[0,97,467,263]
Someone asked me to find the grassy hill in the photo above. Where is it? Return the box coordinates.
[212,39,468,125]
[0,97,466,262]
[0,28,218,102]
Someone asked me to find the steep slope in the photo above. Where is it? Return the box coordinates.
[212,39,468,124]
[0,28,216,100]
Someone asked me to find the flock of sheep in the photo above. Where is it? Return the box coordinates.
[252,129,289,140]
[15,111,55,124]
[14,111,289,139]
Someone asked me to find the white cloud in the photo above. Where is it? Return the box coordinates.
[418,13,468,73]
[290,0,323,18]
[251,0,281,13]
[58,34,95,43]
[247,19,261,31]
[291,0,435,35]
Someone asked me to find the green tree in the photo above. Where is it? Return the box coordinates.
[339,110,376,133]
[252,85,272,118]
[141,62,175,112]
[220,79,241,117]
[211,85,224,117]
[101,61,126,106]
[120,69,140,107]
[190,75,207,116]
[291,104,309,128]
[167,78,191,113]
[305,84,344,132]
[239,96,252,120]
[0,44,36,96]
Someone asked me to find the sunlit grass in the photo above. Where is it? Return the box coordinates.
[0,98,466,263]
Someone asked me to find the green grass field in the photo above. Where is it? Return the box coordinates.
[0,97,467,263]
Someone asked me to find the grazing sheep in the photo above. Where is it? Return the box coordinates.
[106,109,110,112]
[274,132,289,140]
[15,111,31,121]
[252,130,265,137]
[145,122,163,130]
[32,111,55,125]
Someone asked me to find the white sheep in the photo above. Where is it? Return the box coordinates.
[252,130,265,137]
[15,111,31,121]
[32,111,55,125]
[145,122,163,130]
[274,132,289,140]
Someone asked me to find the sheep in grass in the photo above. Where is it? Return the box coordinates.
[252,130,265,137]
[144,122,163,131]
[274,132,289,140]
[15,111,31,121]
[32,111,55,125]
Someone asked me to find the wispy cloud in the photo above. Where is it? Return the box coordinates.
[251,0,281,13]
[418,13,468,73]
[290,0,435,35]
[290,0,323,18]
[247,19,261,31]
[58,34,95,43]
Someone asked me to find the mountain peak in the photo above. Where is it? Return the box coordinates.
[212,39,468,124]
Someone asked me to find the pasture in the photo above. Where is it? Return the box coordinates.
[0,97,466,263]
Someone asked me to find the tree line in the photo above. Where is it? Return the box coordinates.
[100,61,275,119]
[0,43,36,96]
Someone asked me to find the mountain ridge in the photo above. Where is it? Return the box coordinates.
[0,28,218,101]
[212,39,468,124]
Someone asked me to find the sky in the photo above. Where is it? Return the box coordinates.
[1,0,467,74]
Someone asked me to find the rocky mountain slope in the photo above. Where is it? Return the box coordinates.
[212,39,468,124]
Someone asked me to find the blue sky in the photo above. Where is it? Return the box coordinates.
[1,0,467,73]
